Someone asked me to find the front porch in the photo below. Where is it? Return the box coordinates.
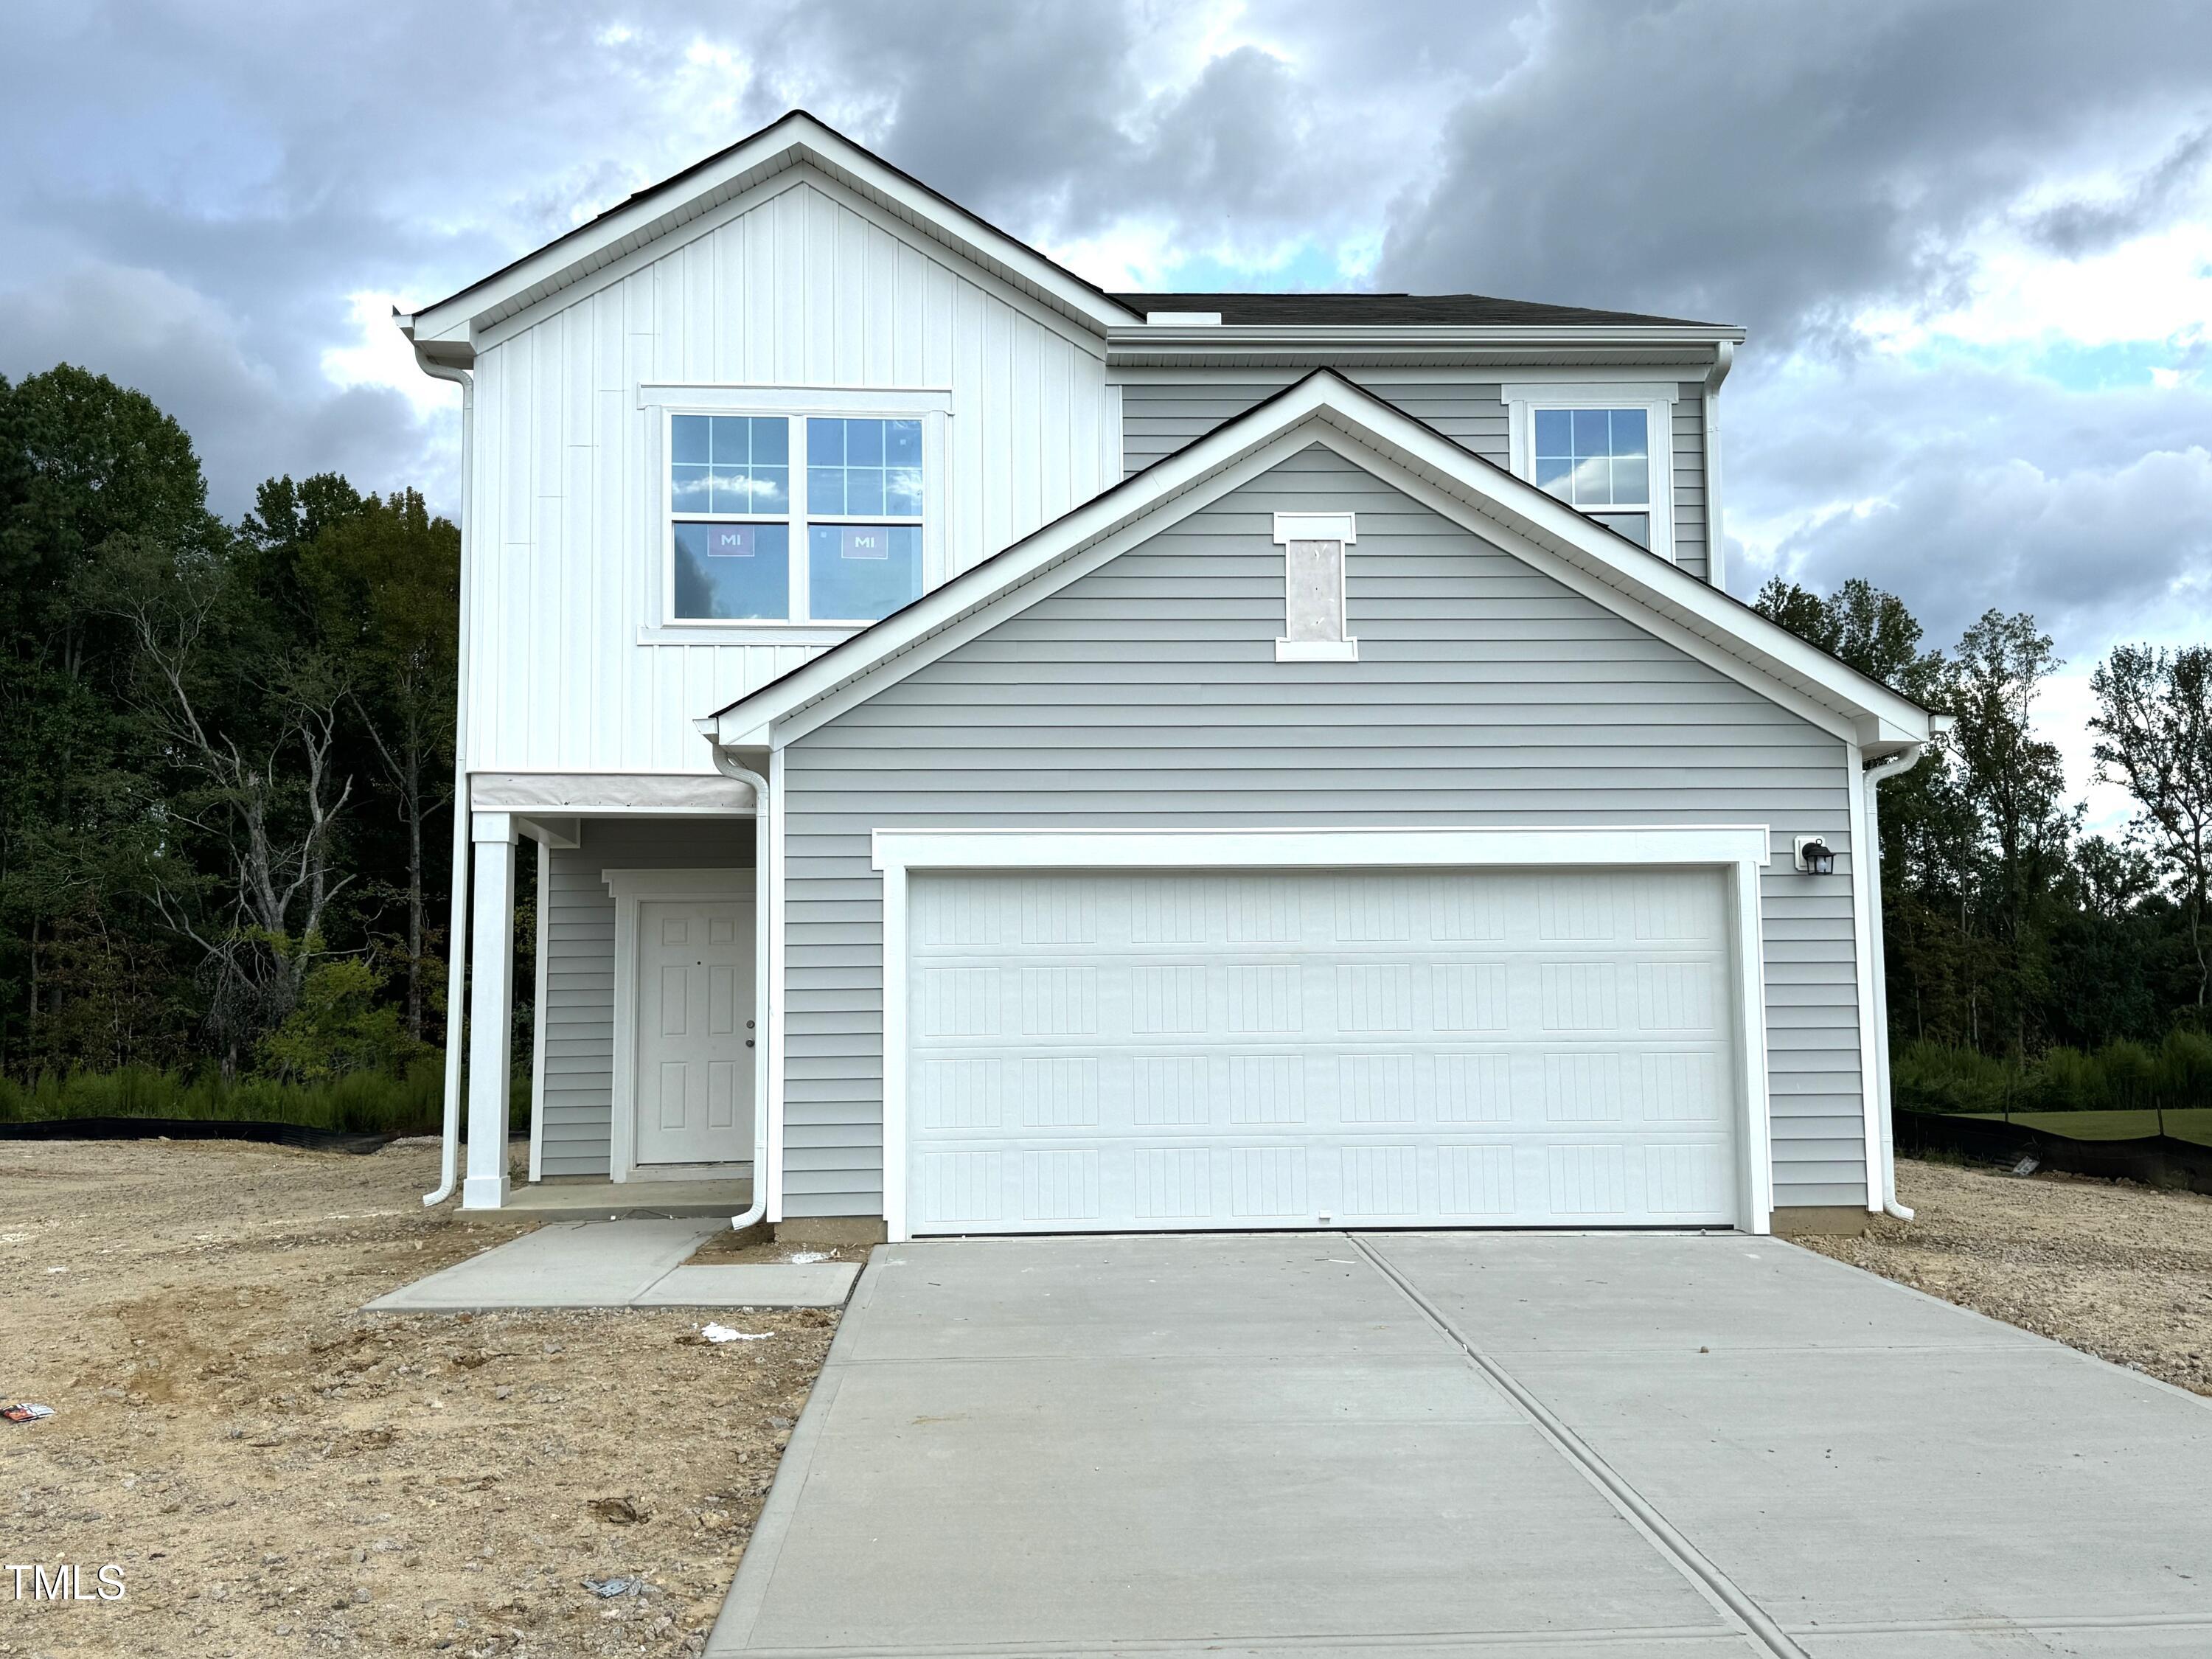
[462,1174,757,1225]
[461,773,763,1212]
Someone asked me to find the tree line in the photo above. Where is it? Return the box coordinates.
[4,363,2211,1115]
[1752,576,2212,1108]
[1,365,459,1089]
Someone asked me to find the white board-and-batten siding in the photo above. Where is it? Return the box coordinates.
[776,444,1865,1220]
[1117,378,1714,583]
[465,171,1119,776]
[540,819,757,1178]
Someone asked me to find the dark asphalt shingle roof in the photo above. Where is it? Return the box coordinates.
[1108,291,1728,330]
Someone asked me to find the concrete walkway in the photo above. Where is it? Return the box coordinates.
[363,1219,859,1311]
[708,1231,2212,1658]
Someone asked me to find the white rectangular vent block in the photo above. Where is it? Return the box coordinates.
[1273,511,1357,664]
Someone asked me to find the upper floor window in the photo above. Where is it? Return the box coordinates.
[1534,407,1649,548]
[669,413,925,625]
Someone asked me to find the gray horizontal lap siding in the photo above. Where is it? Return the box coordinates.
[1672,380,1708,583]
[1119,375,1712,585]
[538,817,757,1178]
[780,443,1864,1217]
[1120,377,1511,476]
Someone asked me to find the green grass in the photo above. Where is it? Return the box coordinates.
[1956,1108,2212,1148]
[0,1062,450,1136]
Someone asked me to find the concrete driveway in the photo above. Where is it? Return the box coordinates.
[706,1232,2212,1658]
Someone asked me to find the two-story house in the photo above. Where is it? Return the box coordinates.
[400,111,1941,1242]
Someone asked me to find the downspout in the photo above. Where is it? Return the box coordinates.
[709,743,772,1235]
[1702,341,1733,590]
[1863,742,1925,1220]
[414,341,475,1208]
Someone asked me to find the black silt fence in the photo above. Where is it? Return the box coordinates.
[1897,1110,2212,1196]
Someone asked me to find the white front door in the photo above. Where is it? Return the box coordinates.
[636,897,755,1166]
[902,867,1741,1233]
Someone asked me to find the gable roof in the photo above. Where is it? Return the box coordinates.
[398,111,1745,363]
[400,110,1144,352]
[700,370,1935,753]
[1110,291,1729,330]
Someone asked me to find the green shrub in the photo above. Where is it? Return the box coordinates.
[0,1060,444,1135]
[2031,1046,2107,1113]
[257,957,424,1084]
[1896,1029,2212,1120]
[2099,1040,2159,1113]
[2155,1028,2212,1110]
[1893,1039,2020,1116]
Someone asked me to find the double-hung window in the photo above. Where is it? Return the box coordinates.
[669,413,925,625]
[1533,407,1651,548]
[1505,384,1677,561]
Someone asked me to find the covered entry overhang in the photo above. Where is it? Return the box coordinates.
[872,826,1776,1242]
[453,771,764,1212]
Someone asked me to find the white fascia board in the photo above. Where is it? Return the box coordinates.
[1107,324,1746,348]
[1284,389,1934,740]
[702,370,1931,748]
[706,412,1320,744]
[409,113,1135,345]
[471,165,1105,364]
[1104,324,1745,371]
[1295,428,1857,745]
[754,422,1325,748]
[872,824,1773,873]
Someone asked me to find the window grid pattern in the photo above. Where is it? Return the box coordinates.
[671,415,788,515]
[669,413,926,625]
[807,418,923,518]
[1533,407,1652,550]
[1534,408,1649,509]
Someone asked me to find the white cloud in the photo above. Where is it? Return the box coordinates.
[320,291,451,417]
[1046,219,1183,290]
[2037,669,2135,838]
[1856,216,2212,355]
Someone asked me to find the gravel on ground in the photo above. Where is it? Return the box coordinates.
[0,1139,839,1658]
[1801,1155,2212,1397]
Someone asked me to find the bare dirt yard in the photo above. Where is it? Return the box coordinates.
[0,1139,838,1659]
[1801,1155,2212,1397]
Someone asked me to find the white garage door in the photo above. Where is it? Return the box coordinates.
[902,867,1740,1234]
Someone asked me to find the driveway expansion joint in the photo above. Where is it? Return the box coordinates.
[1349,1232,1804,1659]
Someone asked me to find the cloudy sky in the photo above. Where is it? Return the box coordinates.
[5,0,2210,819]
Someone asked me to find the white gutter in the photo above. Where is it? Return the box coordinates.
[709,745,773,1236]
[1105,322,1747,351]
[1863,742,1928,1220]
[411,336,475,1208]
[1702,341,1733,591]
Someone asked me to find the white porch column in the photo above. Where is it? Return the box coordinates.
[463,810,517,1210]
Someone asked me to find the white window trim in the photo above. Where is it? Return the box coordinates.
[1272,509,1357,664]
[638,387,950,644]
[602,866,760,1183]
[868,824,1776,1244]
[1502,382,1678,565]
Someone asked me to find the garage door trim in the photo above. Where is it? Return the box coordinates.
[873,827,1774,1242]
